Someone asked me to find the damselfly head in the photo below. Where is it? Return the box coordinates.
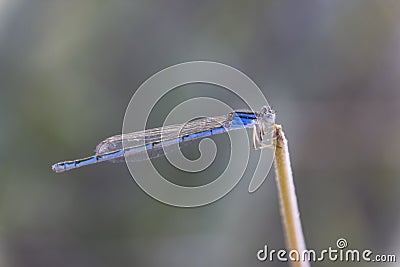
[258,106,276,125]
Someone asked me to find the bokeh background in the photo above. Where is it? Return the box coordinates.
[1,1,399,266]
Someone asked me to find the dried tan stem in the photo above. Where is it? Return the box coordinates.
[274,124,310,267]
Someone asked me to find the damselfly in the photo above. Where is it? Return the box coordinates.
[51,106,276,173]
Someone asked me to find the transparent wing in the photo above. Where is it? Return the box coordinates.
[95,115,233,162]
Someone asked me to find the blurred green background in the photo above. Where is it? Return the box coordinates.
[1,1,399,266]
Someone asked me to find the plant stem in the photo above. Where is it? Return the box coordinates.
[274,124,310,267]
